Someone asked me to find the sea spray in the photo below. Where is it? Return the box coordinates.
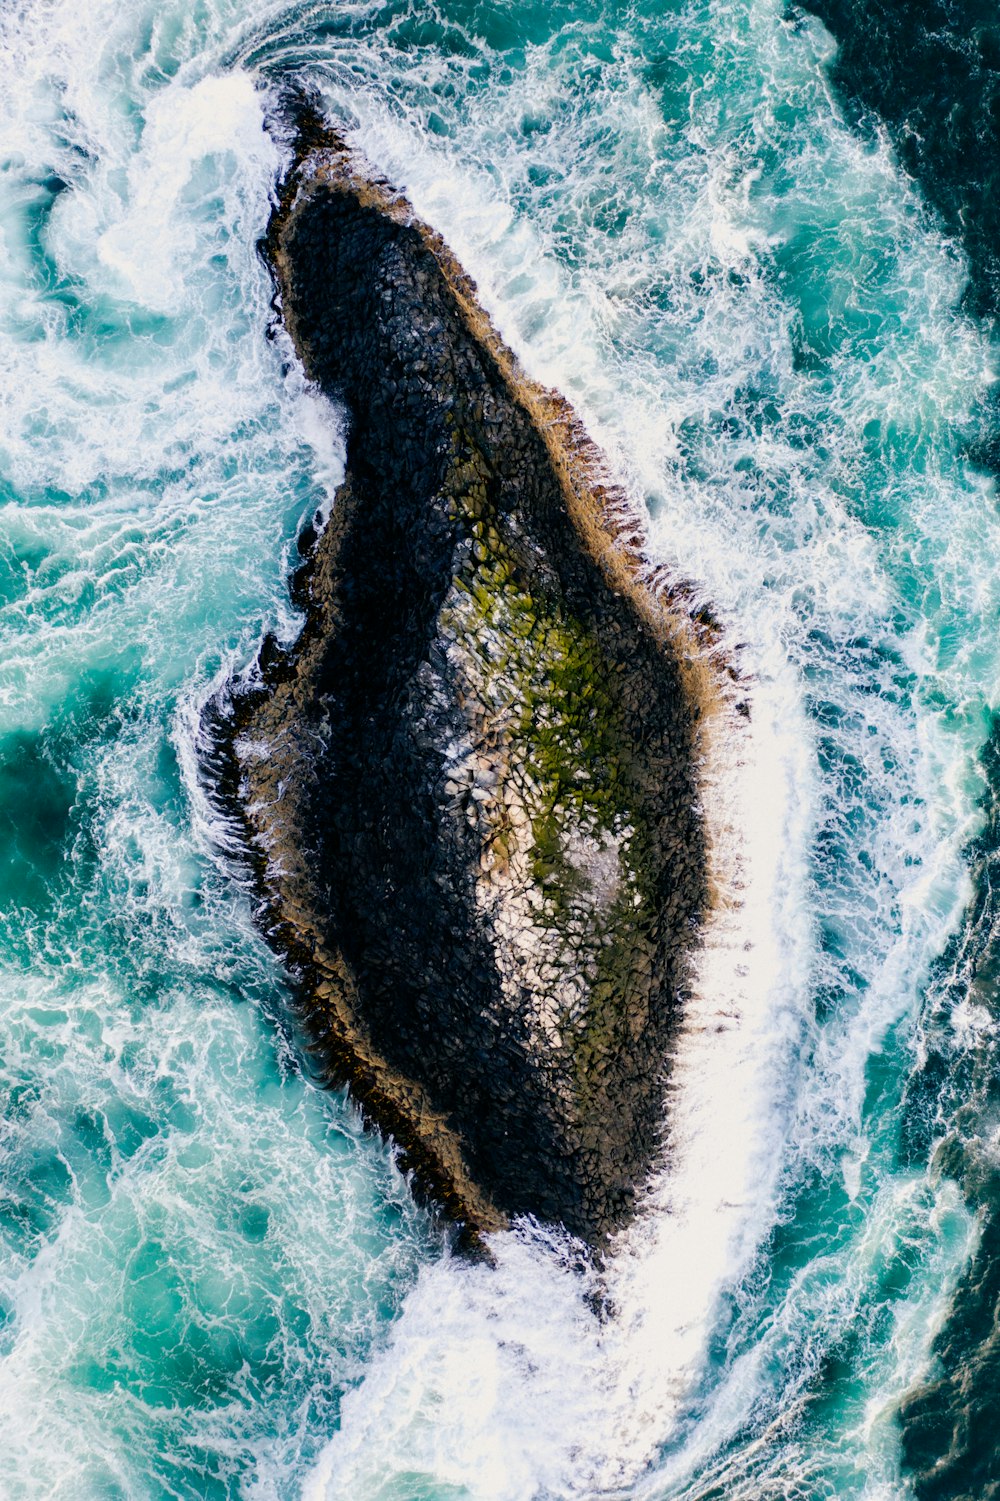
[0,0,997,1496]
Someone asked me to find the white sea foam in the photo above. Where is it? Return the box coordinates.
[0,0,997,1496]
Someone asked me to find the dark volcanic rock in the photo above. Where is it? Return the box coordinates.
[208,108,721,1247]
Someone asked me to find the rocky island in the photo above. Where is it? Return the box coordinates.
[207,101,725,1249]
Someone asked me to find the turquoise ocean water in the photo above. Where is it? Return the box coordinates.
[2,1,1000,1496]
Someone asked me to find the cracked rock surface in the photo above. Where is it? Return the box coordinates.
[208,109,713,1248]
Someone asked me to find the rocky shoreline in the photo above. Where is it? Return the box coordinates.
[205,101,730,1249]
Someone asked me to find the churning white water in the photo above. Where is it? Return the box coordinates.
[0,0,997,1496]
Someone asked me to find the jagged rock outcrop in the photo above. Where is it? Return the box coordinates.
[207,103,722,1247]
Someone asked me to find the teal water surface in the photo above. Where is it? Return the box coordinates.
[1,1,1000,1497]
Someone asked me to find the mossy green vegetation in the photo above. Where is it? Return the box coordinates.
[440,434,661,1110]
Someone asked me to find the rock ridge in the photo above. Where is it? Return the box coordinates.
[207,99,731,1248]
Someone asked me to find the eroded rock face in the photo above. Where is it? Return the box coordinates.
[209,108,714,1246]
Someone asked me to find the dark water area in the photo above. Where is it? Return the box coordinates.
[799,1,1000,1492]
[796,0,1000,326]
[797,0,1000,475]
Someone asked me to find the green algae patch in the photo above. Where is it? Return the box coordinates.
[442,476,654,920]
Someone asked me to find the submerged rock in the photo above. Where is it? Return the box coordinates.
[209,103,723,1247]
